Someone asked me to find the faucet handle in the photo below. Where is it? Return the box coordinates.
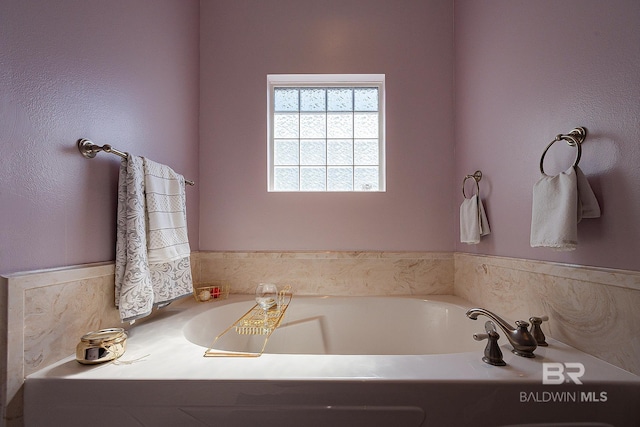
[529,316,549,346]
[473,321,506,366]
[515,320,530,329]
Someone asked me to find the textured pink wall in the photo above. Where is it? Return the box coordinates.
[0,0,200,275]
[199,0,455,252]
[5,0,635,275]
[454,0,640,271]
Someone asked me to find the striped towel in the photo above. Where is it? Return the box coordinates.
[115,155,193,322]
[144,158,191,263]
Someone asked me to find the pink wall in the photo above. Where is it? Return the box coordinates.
[199,0,455,252]
[454,0,640,271]
[4,0,636,275]
[0,0,200,275]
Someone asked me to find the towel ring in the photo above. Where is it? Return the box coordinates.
[539,127,586,175]
[462,171,482,199]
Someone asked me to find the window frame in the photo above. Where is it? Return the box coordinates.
[267,74,386,192]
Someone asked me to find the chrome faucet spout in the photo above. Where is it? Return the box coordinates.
[466,308,514,334]
[466,308,538,358]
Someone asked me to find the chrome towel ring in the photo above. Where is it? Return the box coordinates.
[539,127,586,175]
[462,170,483,199]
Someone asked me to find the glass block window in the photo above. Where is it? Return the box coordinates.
[268,74,385,192]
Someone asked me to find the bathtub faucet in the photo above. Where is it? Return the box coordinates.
[465,308,538,358]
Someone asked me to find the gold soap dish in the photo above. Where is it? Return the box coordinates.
[204,285,292,357]
[193,281,230,302]
[76,328,127,365]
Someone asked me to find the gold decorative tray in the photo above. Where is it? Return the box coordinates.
[204,286,292,357]
[234,304,288,335]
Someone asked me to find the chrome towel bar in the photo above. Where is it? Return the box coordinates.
[77,138,195,186]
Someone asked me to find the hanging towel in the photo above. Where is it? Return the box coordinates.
[575,166,601,221]
[530,166,601,251]
[115,155,193,322]
[530,167,578,250]
[460,194,491,244]
[144,158,191,263]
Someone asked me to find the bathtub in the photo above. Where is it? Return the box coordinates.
[185,295,483,356]
[25,295,640,427]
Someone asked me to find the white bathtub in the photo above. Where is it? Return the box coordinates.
[25,295,640,427]
[184,296,483,355]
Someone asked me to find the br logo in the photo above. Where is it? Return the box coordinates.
[543,362,585,385]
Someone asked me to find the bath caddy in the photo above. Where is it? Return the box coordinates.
[204,286,292,357]
[193,282,230,303]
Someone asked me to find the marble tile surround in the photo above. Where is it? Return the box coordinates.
[197,251,454,296]
[2,251,639,426]
[1,263,121,427]
[0,251,451,427]
[454,253,640,376]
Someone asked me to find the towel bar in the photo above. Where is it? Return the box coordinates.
[77,138,195,186]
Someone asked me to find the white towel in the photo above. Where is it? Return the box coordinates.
[575,166,601,221]
[530,166,600,251]
[143,158,191,263]
[115,155,193,322]
[460,195,491,244]
[530,167,577,250]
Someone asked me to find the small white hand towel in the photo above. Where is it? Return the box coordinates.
[478,197,491,237]
[530,167,578,250]
[460,195,491,244]
[575,166,601,222]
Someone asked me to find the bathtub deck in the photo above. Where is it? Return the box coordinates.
[24,295,640,426]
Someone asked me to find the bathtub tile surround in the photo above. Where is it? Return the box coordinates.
[1,263,119,426]
[198,251,454,296]
[23,269,121,376]
[3,250,640,426]
[0,259,200,427]
[454,253,640,376]
[2,251,451,425]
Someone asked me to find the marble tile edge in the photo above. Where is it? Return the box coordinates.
[454,252,640,291]
[197,250,454,260]
[2,261,115,290]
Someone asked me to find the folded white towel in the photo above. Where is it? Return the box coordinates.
[530,166,601,251]
[460,195,491,244]
[530,166,578,250]
[115,155,193,322]
[478,197,491,237]
[575,166,601,221]
[143,158,191,263]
